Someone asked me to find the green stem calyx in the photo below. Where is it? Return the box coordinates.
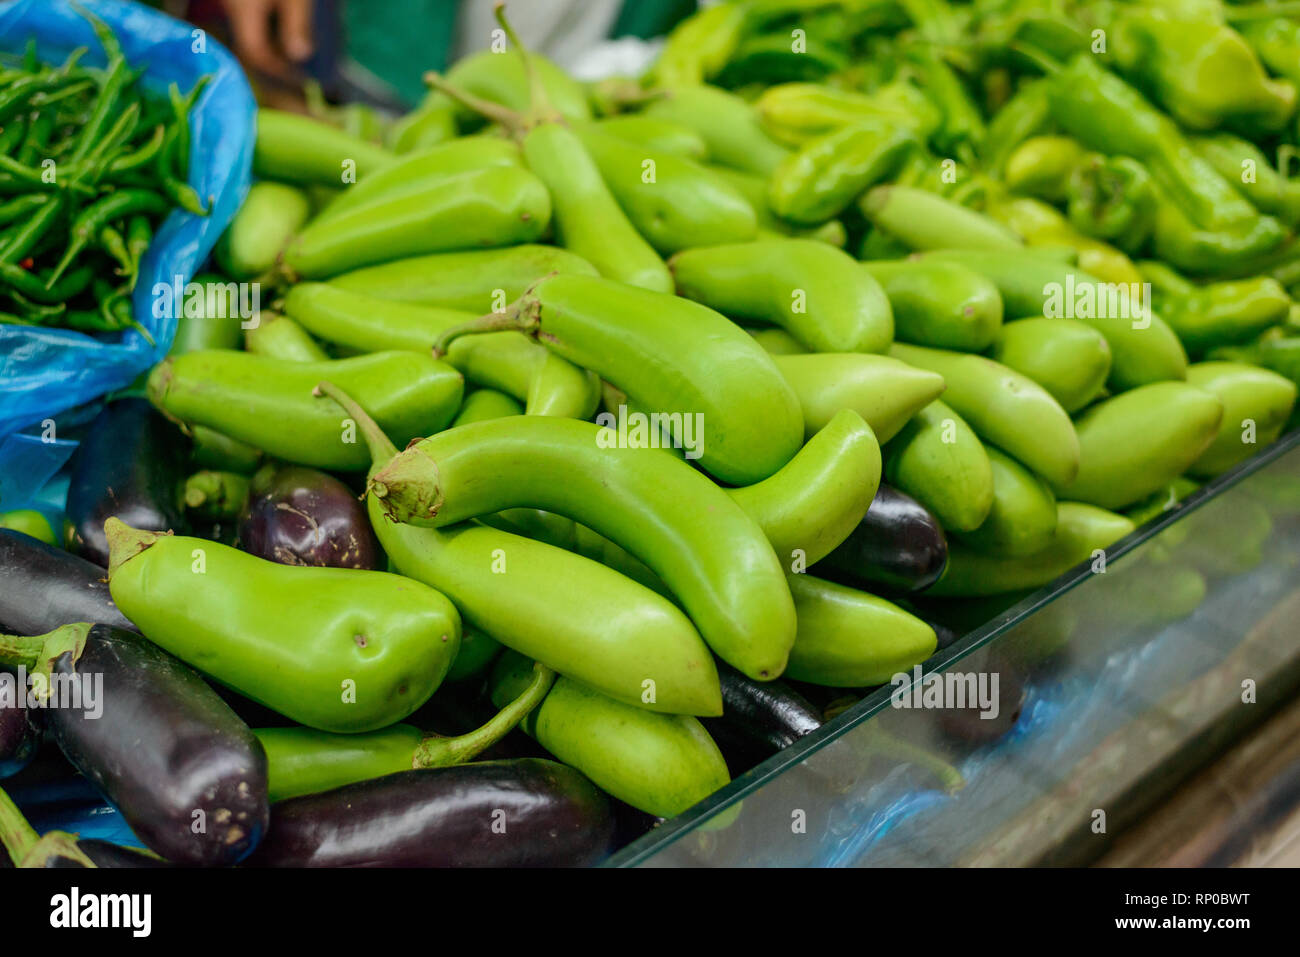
[430,301,536,359]
[104,517,164,578]
[412,662,555,768]
[0,623,90,689]
[312,381,399,464]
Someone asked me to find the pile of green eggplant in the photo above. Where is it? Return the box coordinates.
[4,0,1300,867]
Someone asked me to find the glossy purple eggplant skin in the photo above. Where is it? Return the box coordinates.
[814,483,948,593]
[0,692,39,778]
[0,530,136,635]
[247,760,613,868]
[66,398,190,567]
[237,466,380,569]
[41,625,269,866]
[704,663,823,763]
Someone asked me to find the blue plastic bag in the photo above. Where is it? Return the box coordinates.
[0,0,254,501]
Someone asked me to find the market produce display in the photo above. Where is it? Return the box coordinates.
[4,0,1300,869]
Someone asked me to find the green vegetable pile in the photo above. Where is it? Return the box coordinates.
[7,0,1300,866]
[0,5,209,341]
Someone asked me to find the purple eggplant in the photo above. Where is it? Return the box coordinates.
[247,760,613,867]
[7,624,268,866]
[814,484,948,593]
[703,663,823,769]
[66,398,191,567]
[0,689,39,778]
[0,529,135,635]
[237,465,380,569]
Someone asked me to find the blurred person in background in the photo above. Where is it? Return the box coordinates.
[157,0,701,111]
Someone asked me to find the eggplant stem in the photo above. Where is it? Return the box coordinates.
[0,786,40,866]
[431,302,530,359]
[312,381,399,462]
[412,662,555,768]
[0,632,44,669]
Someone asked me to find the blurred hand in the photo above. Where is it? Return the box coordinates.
[222,0,315,81]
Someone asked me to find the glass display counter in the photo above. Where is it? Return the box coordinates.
[615,431,1300,867]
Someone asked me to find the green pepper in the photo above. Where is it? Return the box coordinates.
[1110,11,1296,133]
[977,76,1052,177]
[1191,132,1300,227]
[1139,260,1292,355]
[105,519,462,733]
[902,43,984,159]
[644,84,792,176]
[1240,16,1300,88]
[1003,135,1089,202]
[767,119,916,225]
[754,80,942,147]
[652,0,748,87]
[1065,153,1158,255]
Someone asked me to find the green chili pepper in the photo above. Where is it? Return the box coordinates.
[45,188,166,285]
[754,80,942,147]
[1003,135,1088,202]
[768,119,916,225]
[0,194,62,266]
[1191,132,1300,227]
[1139,259,1292,355]
[652,0,748,87]
[183,470,252,521]
[1065,153,1158,254]
[105,519,462,733]
[1110,11,1296,133]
